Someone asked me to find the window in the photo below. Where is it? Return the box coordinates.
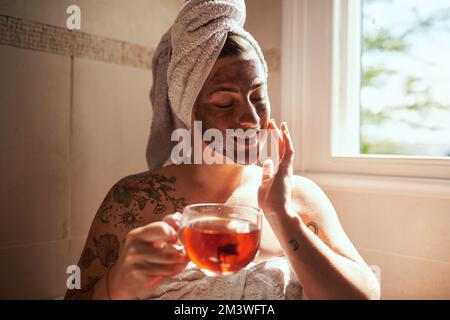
[361,0,450,157]
[281,0,450,179]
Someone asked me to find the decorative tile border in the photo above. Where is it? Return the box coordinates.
[0,14,280,72]
[0,14,153,69]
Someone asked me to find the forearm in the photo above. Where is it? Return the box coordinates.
[266,210,380,300]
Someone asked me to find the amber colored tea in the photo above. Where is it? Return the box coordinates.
[181,217,261,275]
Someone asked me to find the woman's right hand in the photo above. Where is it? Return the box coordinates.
[107,212,189,300]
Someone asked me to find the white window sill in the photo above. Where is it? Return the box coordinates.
[299,171,450,199]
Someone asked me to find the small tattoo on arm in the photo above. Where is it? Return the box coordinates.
[306,221,319,235]
[289,239,299,251]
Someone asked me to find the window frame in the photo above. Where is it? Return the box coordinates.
[281,0,450,180]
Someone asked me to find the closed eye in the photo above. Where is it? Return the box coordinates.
[215,102,234,109]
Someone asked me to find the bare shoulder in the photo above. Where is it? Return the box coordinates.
[105,167,188,223]
[91,166,188,240]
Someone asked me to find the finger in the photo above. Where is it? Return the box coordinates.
[162,212,182,231]
[268,119,284,162]
[135,262,188,277]
[129,221,179,244]
[134,242,189,265]
[278,125,294,174]
[262,159,274,181]
[286,124,295,158]
[273,120,285,161]
[150,263,187,276]
[283,123,295,158]
[280,122,288,159]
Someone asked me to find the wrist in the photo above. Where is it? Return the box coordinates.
[264,207,306,241]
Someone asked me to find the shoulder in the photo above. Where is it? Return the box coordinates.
[67,166,189,298]
[104,166,187,224]
[115,164,187,190]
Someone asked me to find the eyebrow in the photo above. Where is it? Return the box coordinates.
[209,81,267,95]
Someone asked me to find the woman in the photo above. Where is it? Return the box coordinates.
[65,0,380,300]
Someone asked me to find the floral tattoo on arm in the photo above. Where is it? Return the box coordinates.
[110,173,186,213]
[98,173,187,231]
[67,173,186,299]
[81,233,120,269]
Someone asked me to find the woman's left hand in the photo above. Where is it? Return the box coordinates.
[257,121,381,300]
[258,120,296,220]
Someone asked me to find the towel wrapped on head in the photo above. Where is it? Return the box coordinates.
[146,0,269,169]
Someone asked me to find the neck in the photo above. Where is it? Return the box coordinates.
[187,163,248,190]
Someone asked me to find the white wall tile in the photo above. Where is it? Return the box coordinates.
[68,236,87,267]
[0,0,73,28]
[325,188,450,263]
[0,45,71,247]
[360,248,450,299]
[0,240,70,299]
[74,0,183,46]
[71,57,152,237]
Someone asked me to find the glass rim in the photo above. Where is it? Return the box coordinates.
[182,202,263,216]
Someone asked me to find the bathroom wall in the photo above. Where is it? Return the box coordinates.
[246,0,282,123]
[0,0,182,299]
[0,0,282,299]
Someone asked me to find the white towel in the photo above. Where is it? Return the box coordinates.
[144,256,303,300]
[146,0,269,169]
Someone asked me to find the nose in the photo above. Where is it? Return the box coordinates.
[237,98,260,129]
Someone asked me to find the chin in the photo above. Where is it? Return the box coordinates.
[221,141,265,166]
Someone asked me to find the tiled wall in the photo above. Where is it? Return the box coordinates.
[0,0,180,299]
[323,187,450,299]
[246,0,282,122]
[0,0,282,299]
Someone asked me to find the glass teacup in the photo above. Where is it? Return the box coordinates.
[179,203,262,276]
